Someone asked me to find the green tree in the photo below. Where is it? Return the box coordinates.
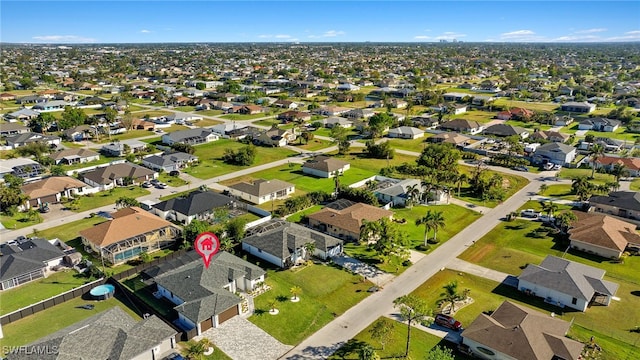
[440,281,462,313]
[50,165,66,176]
[572,176,595,202]
[31,112,56,134]
[58,106,87,130]
[357,343,379,360]
[195,82,206,90]
[184,219,209,244]
[539,183,548,195]
[369,319,393,350]
[555,211,578,232]
[417,143,461,173]
[393,294,433,358]
[367,112,394,139]
[222,145,257,166]
[171,142,195,154]
[360,218,410,263]
[183,339,206,360]
[303,242,316,260]
[115,196,140,208]
[16,141,50,158]
[225,217,247,241]
[425,345,455,360]
[611,163,629,183]
[364,140,394,159]
[419,210,445,244]
[139,251,152,263]
[588,144,605,179]
[290,286,302,301]
[540,201,559,218]
[330,125,351,155]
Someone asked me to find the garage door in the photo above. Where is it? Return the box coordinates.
[218,305,239,325]
[200,318,213,332]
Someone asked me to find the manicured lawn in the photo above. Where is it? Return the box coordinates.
[492,99,559,112]
[196,110,224,117]
[0,211,43,230]
[456,165,530,208]
[559,122,581,135]
[176,342,232,360]
[183,139,296,180]
[136,110,173,118]
[328,317,447,360]
[0,295,140,351]
[0,270,97,315]
[174,105,196,112]
[99,130,154,143]
[220,113,271,120]
[286,204,322,223]
[193,117,223,126]
[127,104,145,112]
[61,155,122,171]
[558,167,616,185]
[538,184,577,200]
[37,215,106,241]
[249,263,372,345]
[289,138,334,151]
[72,186,151,212]
[505,119,553,131]
[631,178,640,191]
[411,270,640,360]
[458,109,498,124]
[516,200,574,214]
[384,135,433,153]
[343,242,411,274]
[142,136,162,144]
[584,128,640,142]
[158,172,189,187]
[220,162,376,193]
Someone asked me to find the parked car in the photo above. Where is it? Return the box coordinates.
[539,214,556,223]
[542,163,554,170]
[142,181,153,188]
[150,179,160,185]
[553,164,562,170]
[434,314,463,331]
[512,166,529,172]
[156,182,168,189]
[165,353,185,360]
[521,209,539,218]
[169,170,180,176]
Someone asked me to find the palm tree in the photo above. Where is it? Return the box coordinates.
[415,212,434,247]
[426,211,446,243]
[290,286,302,301]
[589,144,605,179]
[183,339,206,360]
[421,180,434,204]
[406,183,421,208]
[540,201,559,218]
[268,299,278,314]
[611,163,629,183]
[302,242,316,260]
[456,173,468,197]
[440,281,462,314]
[393,295,432,358]
[572,176,594,202]
[539,183,548,195]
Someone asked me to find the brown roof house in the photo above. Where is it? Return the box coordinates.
[307,200,393,242]
[21,176,89,210]
[80,207,181,264]
[80,162,157,191]
[254,125,296,147]
[302,156,350,178]
[568,211,640,259]
[50,148,100,165]
[461,301,584,360]
[227,179,295,205]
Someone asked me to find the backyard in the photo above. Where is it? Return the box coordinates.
[249,263,372,345]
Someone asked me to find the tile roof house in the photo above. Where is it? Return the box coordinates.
[518,255,619,311]
[307,201,394,242]
[142,251,265,336]
[0,238,65,290]
[387,126,425,139]
[568,211,639,259]
[227,179,295,205]
[5,132,61,149]
[161,128,218,146]
[483,123,529,139]
[302,156,350,178]
[533,142,577,166]
[529,130,570,143]
[21,176,88,209]
[80,207,181,264]
[242,219,343,268]
[253,125,296,147]
[277,110,311,122]
[8,306,178,360]
[141,152,198,172]
[151,190,235,225]
[496,107,534,120]
[589,191,640,220]
[588,156,640,177]
[50,148,100,165]
[461,301,584,360]
[428,132,471,146]
[439,119,484,135]
[80,162,157,190]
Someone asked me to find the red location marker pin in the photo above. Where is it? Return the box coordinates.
[195,232,220,269]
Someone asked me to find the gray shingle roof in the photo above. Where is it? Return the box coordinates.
[518,255,618,301]
[81,163,155,185]
[163,128,214,143]
[589,191,640,212]
[483,123,527,136]
[152,190,234,216]
[0,239,65,281]
[228,179,293,197]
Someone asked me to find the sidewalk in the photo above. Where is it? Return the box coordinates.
[446,258,518,287]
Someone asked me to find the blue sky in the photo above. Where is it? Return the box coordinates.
[2,1,639,43]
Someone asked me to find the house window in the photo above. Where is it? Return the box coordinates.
[572,297,577,305]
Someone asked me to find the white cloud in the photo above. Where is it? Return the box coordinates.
[414,35,431,39]
[308,30,345,39]
[435,32,466,40]
[140,29,151,34]
[575,28,607,34]
[274,34,292,39]
[606,30,640,41]
[32,35,96,43]
[498,30,545,42]
[552,35,601,42]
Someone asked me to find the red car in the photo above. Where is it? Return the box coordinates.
[434,314,463,331]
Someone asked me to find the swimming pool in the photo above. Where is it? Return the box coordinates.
[90,284,115,299]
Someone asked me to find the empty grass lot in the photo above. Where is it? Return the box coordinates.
[0,212,43,230]
[538,183,577,200]
[383,135,433,153]
[182,139,296,179]
[220,113,272,121]
[71,186,150,212]
[249,263,372,345]
[557,167,616,185]
[289,138,334,152]
[492,99,559,112]
[456,165,530,208]
[457,109,497,124]
[0,295,140,351]
[60,155,123,171]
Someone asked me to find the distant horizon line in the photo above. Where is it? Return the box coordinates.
[2,41,640,46]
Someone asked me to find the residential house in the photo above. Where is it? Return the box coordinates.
[496,107,534,120]
[439,119,484,135]
[5,132,61,149]
[344,108,375,120]
[336,83,360,91]
[21,176,88,209]
[151,190,235,225]
[529,130,570,143]
[387,126,424,140]
[5,108,40,121]
[388,99,408,109]
[0,92,17,101]
[302,156,350,178]
[442,92,468,102]
[453,104,468,114]
[165,112,203,124]
[372,177,446,207]
[0,123,30,136]
[532,142,577,166]
[253,125,296,147]
[471,95,494,106]
[32,100,69,112]
[411,116,439,129]
[0,158,43,180]
[588,156,640,177]
[161,128,218,146]
[62,125,93,141]
[518,255,619,311]
[277,110,311,122]
[461,301,584,360]
[15,95,47,104]
[561,101,596,113]
[322,116,353,129]
[101,139,148,156]
[578,117,620,132]
[274,99,298,109]
[427,132,471,147]
[142,251,265,335]
[0,238,65,290]
[315,105,351,116]
[590,191,640,219]
[483,124,529,139]
[81,162,156,190]
[80,206,181,264]
[554,115,574,126]
[307,200,394,242]
[569,211,640,259]
[227,179,295,205]
[242,219,343,268]
[49,148,100,165]
[131,118,156,130]
[238,105,264,115]
[8,307,178,360]
[141,152,198,172]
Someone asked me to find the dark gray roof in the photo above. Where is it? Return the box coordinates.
[483,124,527,136]
[5,132,60,144]
[439,118,482,131]
[8,307,176,360]
[228,179,293,197]
[518,255,618,301]
[589,191,640,211]
[152,190,234,216]
[81,163,155,185]
[162,128,214,143]
[143,152,197,168]
[535,142,576,154]
[243,220,342,260]
[0,239,65,281]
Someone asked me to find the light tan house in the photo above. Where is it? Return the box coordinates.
[307,201,393,242]
[21,176,88,209]
[80,207,181,264]
[302,156,350,178]
[227,179,295,205]
[568,211,639,259]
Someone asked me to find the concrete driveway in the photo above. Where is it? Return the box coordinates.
[331,255,395,285]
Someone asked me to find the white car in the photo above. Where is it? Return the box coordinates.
[539,214,556,223]
[521,209,539,218]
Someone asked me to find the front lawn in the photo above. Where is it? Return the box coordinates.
[71,186,151,212]
[631,178,640,191]
[492,99,558,112]
[36,215,106,241]
[249,263,372,345]
[0,270,97,315]
[289,138,333,151]
[286,204,322,223]
[158,172,189,187]
[558,167,616,185]
[384,136,433,153]
[0,295,140,351]
[584,128,640,142]
[61,155,122,172]
[220,113,271,120]
[538,184,577,200]
[183,139,296,180]
[456,165,530,208]
[0,211,43,230]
